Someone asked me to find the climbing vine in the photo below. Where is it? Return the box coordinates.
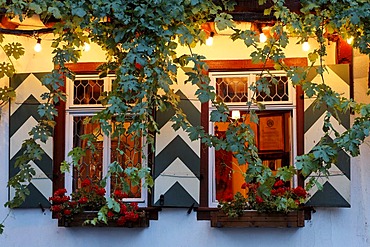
[0,0,370,232]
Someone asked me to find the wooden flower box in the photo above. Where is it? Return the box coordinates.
[58,211,150,228]
[210,210,305,228]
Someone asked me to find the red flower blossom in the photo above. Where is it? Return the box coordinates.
[81,178,91,188]
[117,216,126,226]
[78,197,88,204]
[130,202,139,211]
[68,201,78,207]
[95,188,106,196]
[255,196,264,204]
[273,180,285,188]
[54,188,67,197]
[63,209,72,215]
[120,203,127,214]
[107,211,115,218]
[125,211,139,222]
[114,190,127,199]
[51,205,62,212]
[241,182,248,189]
[293,186,307,198]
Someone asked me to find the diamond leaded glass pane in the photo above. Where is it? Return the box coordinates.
[216,77,249,103]
[255,76,289,102]
[72,116,103,190]
[73,79,104,105]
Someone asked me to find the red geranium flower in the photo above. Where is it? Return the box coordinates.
[63,209,72,215]
[51,205,62,212]
[81,178,91,188]
[255,196,264,204]
[107,211,115,218]
[117,216,126,226]
[78,197,88,204]
[293,186,307,198]
[130,202,139,211]
[54,188,67,197]
[114,190,127,199]
[241,182,248,189]
[95,187,106,196]
[120,203,127,214]
[273,180,285,188]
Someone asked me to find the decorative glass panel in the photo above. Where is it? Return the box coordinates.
[255,75,289,102]
[72,116,103,190]
[73,79,104,105]
[216,77,249,103]
[110,122,142,198]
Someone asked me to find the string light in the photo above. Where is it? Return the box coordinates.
[206,32,214,46]
[231,110,241,120]
[34,38,42,52]
[302,41,310,52]
[346,36,354,45]
[259,33,267,43]
[83,42,91,52]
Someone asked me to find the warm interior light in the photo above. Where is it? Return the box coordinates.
[34,38,42,52]
[83,42,91,52]
[231,110,241,120]
[206,32,214,46]
[302,41,310,52]
[346,36,354,45]
[259,33,267,43]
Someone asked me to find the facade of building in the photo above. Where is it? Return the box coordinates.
[0,23,369,246]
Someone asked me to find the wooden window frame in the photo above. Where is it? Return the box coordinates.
[53,62,159,220]
[197,58,307,220]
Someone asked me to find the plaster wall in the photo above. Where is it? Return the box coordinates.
[0,34,369,247]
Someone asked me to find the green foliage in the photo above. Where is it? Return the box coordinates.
[1,0,370,232]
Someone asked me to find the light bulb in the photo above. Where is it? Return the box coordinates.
[83,42,91,52]
[346,36,354,45]
[206,32,214,46]
[259,33,267,43]
[34,38,42,52]
[231,110,240,120]
[302,41,310,52]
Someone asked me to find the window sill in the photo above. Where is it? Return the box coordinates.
[210,210,305,228]
[57,207,159,228]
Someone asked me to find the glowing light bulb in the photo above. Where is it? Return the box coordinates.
[206,32,214,46]
[231,110,241,120]
[83,42,91,52]
[259,33,267,43]
[34,38,42,52]
[302,41,310,52]
[346,36,354,45]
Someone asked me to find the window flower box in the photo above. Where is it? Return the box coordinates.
[58,210,150,228]
[210,210,305,228]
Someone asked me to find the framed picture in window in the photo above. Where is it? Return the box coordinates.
[258,115,284,151]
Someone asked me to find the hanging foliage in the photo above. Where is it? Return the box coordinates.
[1,0,370,231]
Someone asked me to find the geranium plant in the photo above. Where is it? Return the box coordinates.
[218,179,308,217]
[49,178,143,226]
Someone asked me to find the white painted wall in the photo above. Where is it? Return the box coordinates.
[0,34,369,247]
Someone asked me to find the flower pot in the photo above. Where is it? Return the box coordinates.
[58,211,150,228]
[210,210,305,228]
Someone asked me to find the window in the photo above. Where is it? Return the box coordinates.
[196,59,308,220]
[207,71,297,208]
[49,63,152,208]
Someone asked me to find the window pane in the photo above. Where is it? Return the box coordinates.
[73,79,104,105]
[72,116,103,190]
[214,111,291,202]
[216,77,249,103]
[255,76,289,102]
[110,122,142,198]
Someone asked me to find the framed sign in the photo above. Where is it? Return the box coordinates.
[258,115,284,151]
